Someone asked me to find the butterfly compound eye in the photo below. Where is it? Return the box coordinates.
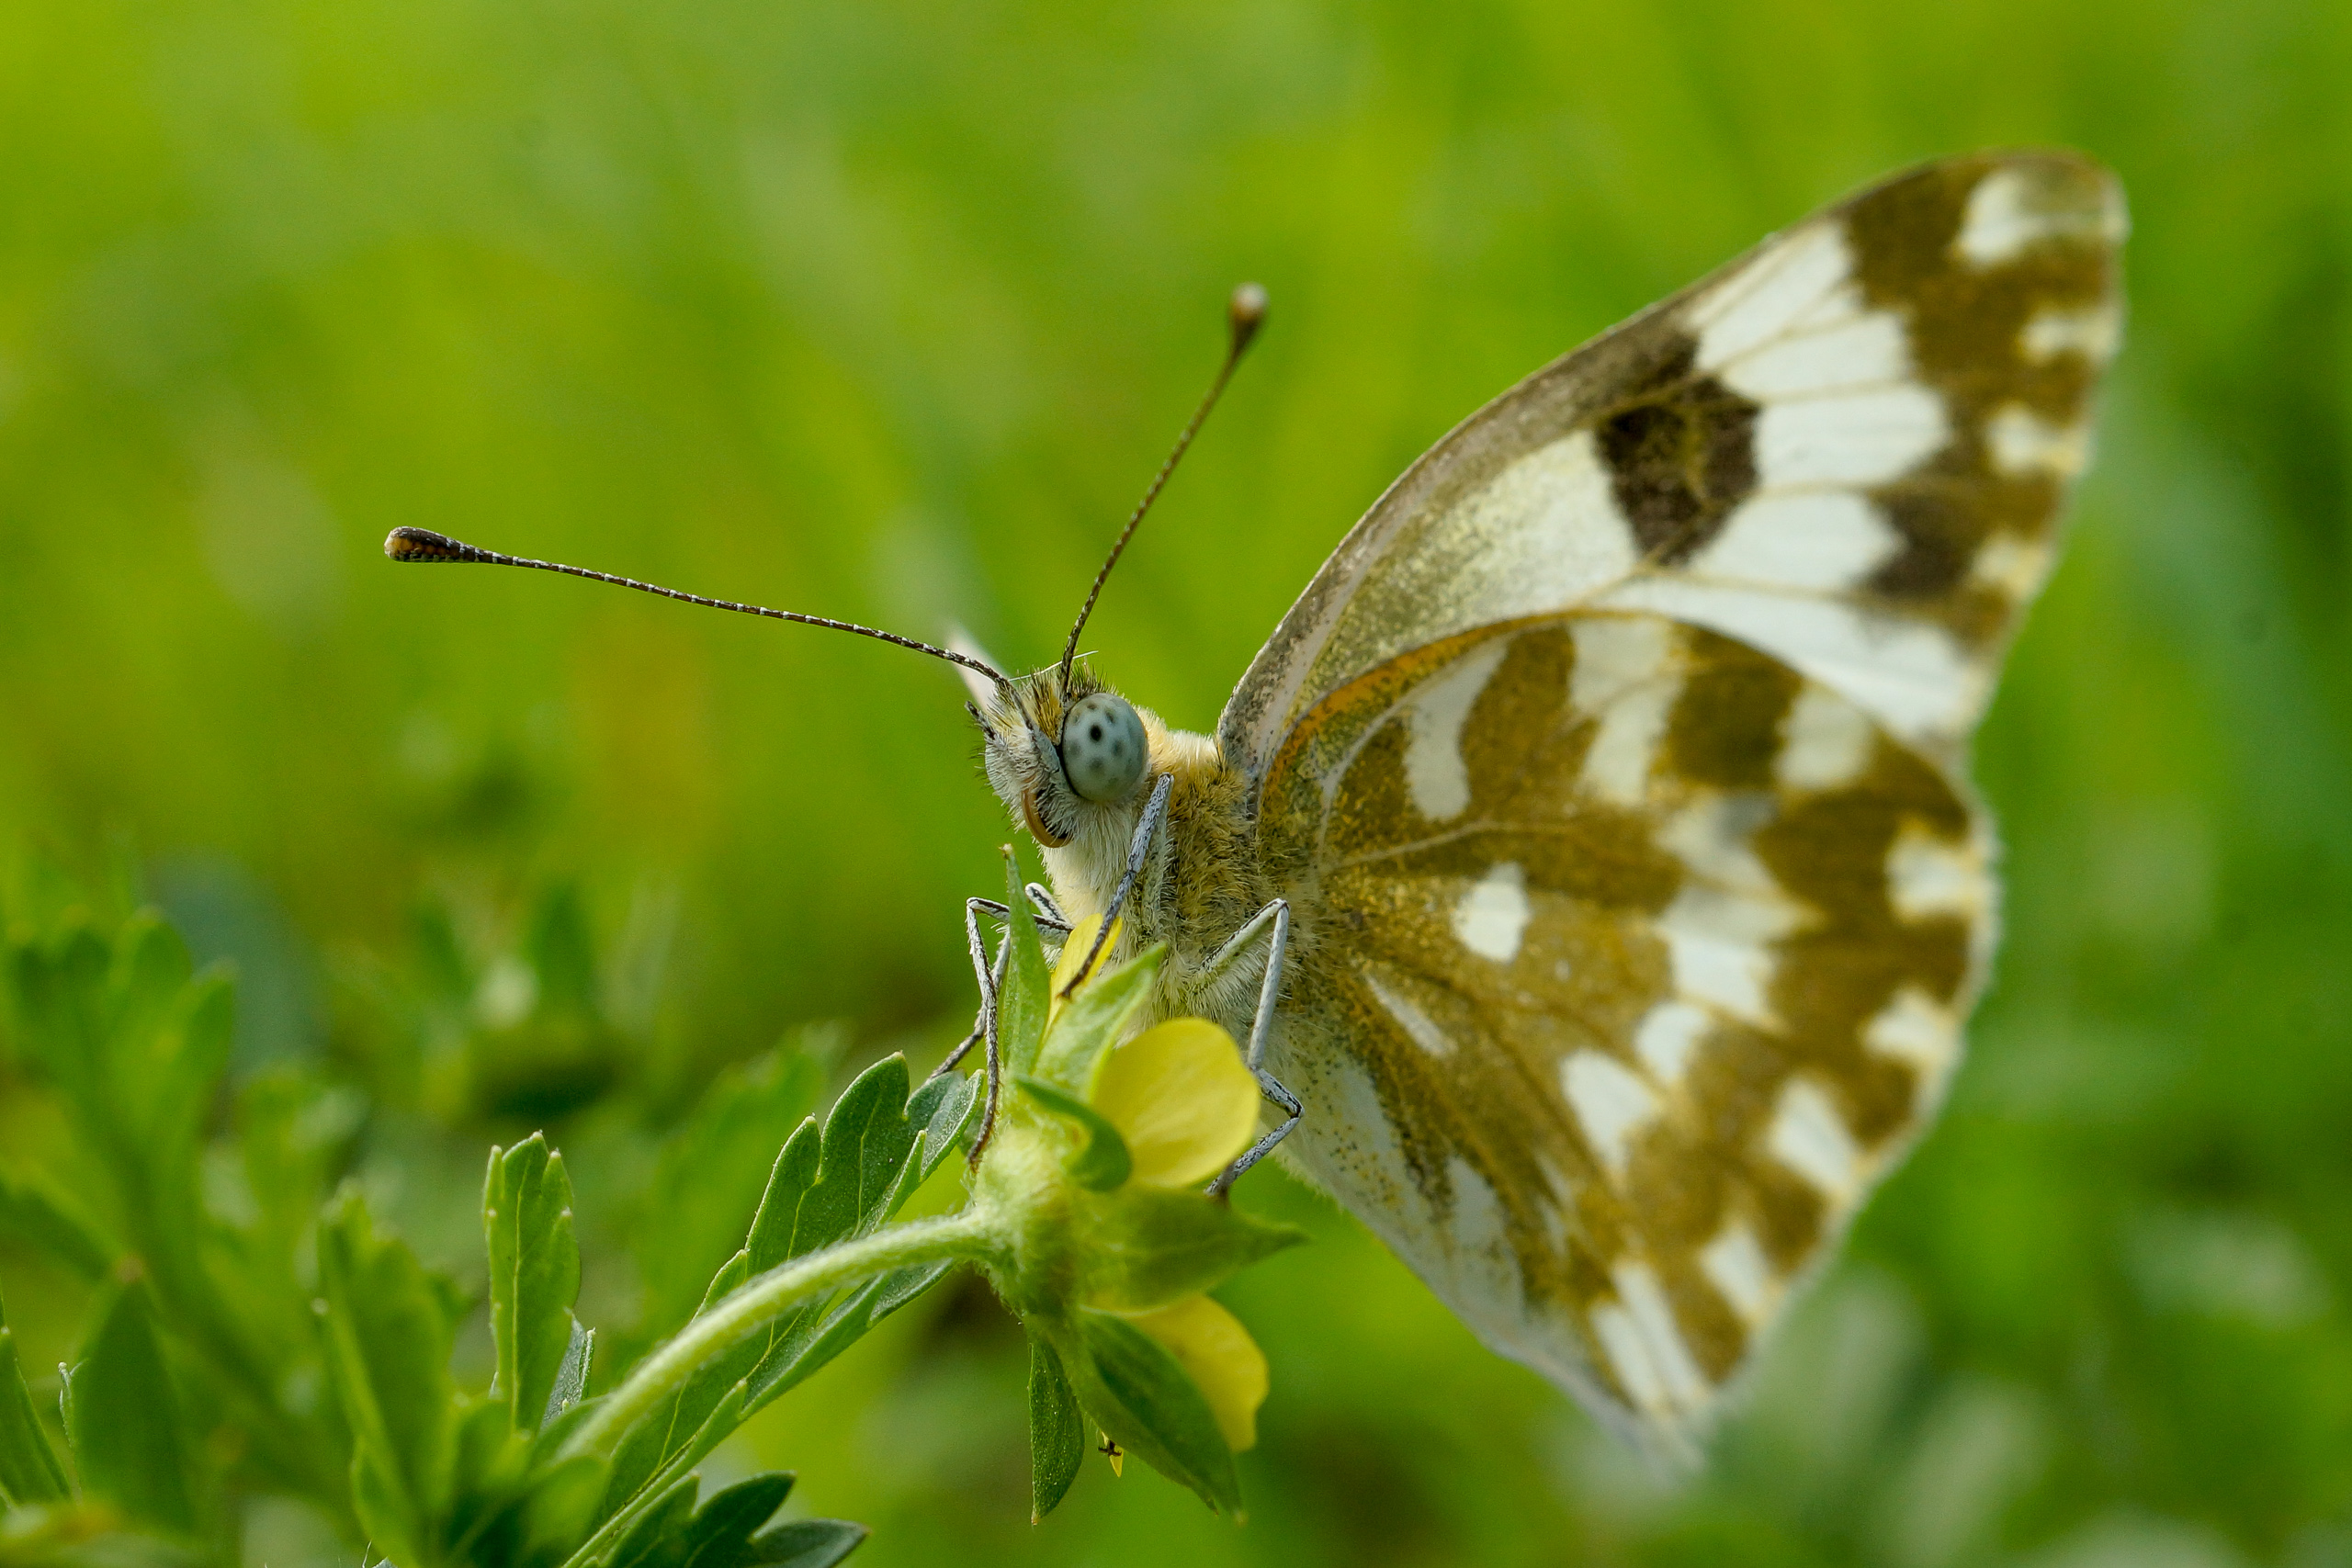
[1059,694,1147,803]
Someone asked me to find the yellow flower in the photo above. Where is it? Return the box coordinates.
[1122,1294,1268,1451]
[1088,1019,1261,1188]
[1057,942,1269,1452]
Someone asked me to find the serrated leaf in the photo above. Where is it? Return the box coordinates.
[1072,1311,1239,1515]
[66,1280,198,1534]
[1026,1337,1083,1523]
[601,1058,953,1517]
[606,1474,700,1568]
[744,1518,865,1568]
[318,1190,455,1564]
[0,1284,71,1506]
[584,1382,745,1566]
[1030,948,1159,1090]
[636,1050,824,1340]
[1012,1077,1131,1191]
[905,1069,979,1182]
[740,1259,953,1416]
[997,855,1051,1078]
[672,1472,794,1568]
[486,1135,583,1436]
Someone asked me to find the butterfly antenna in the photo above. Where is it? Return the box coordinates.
[1057,282,1268,683]
[383,526,1011,690]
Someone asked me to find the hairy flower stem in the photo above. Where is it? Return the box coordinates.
[561,1207,1007,1462]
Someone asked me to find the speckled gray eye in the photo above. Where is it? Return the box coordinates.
[1059,693,1146,803]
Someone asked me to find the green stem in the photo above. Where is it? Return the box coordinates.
[562,1207,1005,1462]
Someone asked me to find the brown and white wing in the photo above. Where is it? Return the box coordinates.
[1221,151,2126,781]
[1226,152,2124,1450]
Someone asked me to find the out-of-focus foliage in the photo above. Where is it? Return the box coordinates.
[0,894,885,1566]
[1,0,2348,1563]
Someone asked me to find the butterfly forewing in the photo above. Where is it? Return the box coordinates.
[1226,152,2123,1447]
[1222,151,2125,776]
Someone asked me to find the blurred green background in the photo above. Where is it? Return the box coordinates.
[4,0,2350,1562]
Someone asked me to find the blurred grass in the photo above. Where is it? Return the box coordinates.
[2,0,2349,1563]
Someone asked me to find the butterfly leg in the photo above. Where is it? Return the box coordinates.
[1058,772,1174,999]
[1203,897,1303,1198]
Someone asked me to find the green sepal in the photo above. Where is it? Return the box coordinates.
[65,1279,198,1534]
[1069,1311,1239,1516]
[997,852,1051,1077]
[1031,946,1160,1091]
[1026,1336,1084,1523]
[1070,1186,1306,1314]
[484,1134,583,1435]
[0,1283,71,1506]
[1012,1077,1132,1190]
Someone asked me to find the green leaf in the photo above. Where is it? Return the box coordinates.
[0,1171,114,1282]
[601,1057,954,1524]
[485,1135,584,1434]
[1031,947,1160,1090]
[997,854,1051,1078]
[904,1068,980,1182]
[606,1475,699,1568]
[743,1518,866,1568]
[65,1280,198,1535]
[1071,1311,1239,1516]
[636,1048,824,1341]
[0,1283,71,1506]
[1026,1337,1083,1523]
[1012,1077,1132,1190]
[318,1190,456,1565]
[546,1320,595,1427]
[1071,1187,1306,1313]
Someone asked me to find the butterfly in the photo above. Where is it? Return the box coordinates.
[388,149,2126,1454]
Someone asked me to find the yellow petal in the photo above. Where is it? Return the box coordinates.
[1087,1018,1259,1187]
[1047,914,1122,1025]
[1128,1294,1268,1451]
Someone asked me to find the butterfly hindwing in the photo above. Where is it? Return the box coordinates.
[1227,152,2123,1446]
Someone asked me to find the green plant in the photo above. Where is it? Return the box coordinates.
[0,860,1297,1565]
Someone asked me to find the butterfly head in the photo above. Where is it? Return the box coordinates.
[972,662,1156,852]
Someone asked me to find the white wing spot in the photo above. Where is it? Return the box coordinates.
[1453,862,1531,963]
[1777,684,1877,792]
[1403,637,1511,821]
[1562,1050,1660,1177]
[1715,309,1912,400]
[1363,970,1456,1060]
[1886,819,1988,922]
[1970,532,2053,599]
[1592,1302,1667,1413]
[1754,385,1947,489]
[1634,999,1711,1087]
[2022,302,2122,363]
[1691,491,1905,592]
[1571,617,1680,806]
[1985,402,2090,479]
[1956,165,2126,267]
[1700,1220,1777,1325]
[1690,223,1852,368]
[1612,1260,1712,1409]
[1599,576,1984,750]
[1769,1077,1864,1201]
[1864,986,1960,1084]
[1662,920,1776,1022]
